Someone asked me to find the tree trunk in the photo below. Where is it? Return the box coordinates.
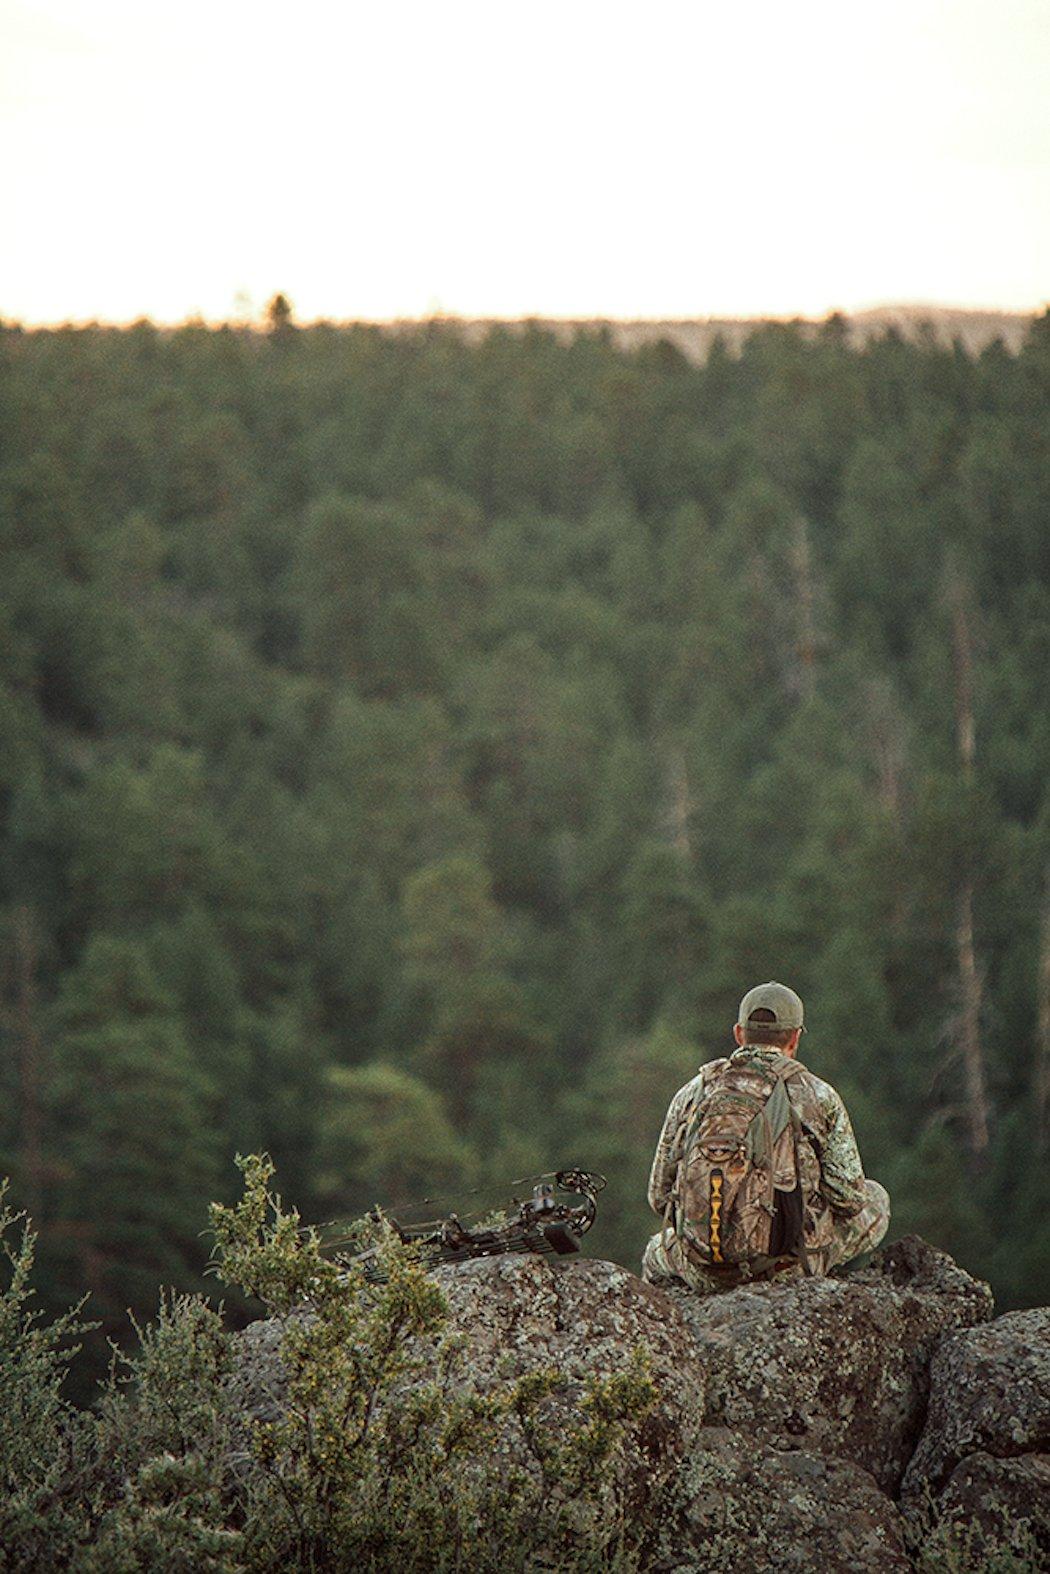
[664,745,692,862]
[865,676,905,819]
[1036,873,1050,1154]
[956,881,989,1159]
[945,564,989,1164]
[949,575,976,774]
[944,569,994,1171]
[790,516,818,700]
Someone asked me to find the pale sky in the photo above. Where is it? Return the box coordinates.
[2,0,1048,325]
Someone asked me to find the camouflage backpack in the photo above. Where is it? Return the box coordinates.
[672,1055,829,1271]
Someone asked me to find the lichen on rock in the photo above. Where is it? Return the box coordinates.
[661,1428,911,1572]
[902,1305,1050,1568]
[664,1235,993,1493]
[429,1254,707,1509]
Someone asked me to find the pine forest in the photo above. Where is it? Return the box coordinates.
[2,310,1049,1390]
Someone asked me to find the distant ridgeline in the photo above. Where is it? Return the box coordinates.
[0,307,1048,1395]
[395,304,1034,360]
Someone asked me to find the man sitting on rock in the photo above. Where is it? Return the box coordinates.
[642,981,890,1292]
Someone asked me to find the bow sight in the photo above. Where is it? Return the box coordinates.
[344,1169,606,1281]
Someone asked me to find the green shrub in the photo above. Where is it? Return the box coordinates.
[208,1154,658,1571]
[0,1182,94,1571]
[0,1161,658,1571]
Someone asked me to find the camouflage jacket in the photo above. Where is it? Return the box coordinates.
[647,1046,870,1222]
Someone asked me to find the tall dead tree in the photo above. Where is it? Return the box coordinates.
[865,675,906,820]
[790,516,819,701]
[945,563,990,1163]
[664,745,693,862]
[1037,871,1050,1155]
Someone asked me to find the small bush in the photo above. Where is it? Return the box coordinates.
[208,1154,657,1571]
[0,1181,95,1571]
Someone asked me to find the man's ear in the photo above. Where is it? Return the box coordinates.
[733,1023,745,1046]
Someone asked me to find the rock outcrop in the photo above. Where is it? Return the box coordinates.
[430,1255,707,1510]
[665,1235,993,1492]
[667,1430,911,1572]
[232,1238,1047,1570]
[902,1306,1050,1567]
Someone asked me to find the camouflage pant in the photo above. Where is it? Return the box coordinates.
[641,1179,890,1294]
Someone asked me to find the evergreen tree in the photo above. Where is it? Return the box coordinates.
[44,937,218,1360]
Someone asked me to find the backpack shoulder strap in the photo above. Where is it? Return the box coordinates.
[775,1058,806,1082]
[679,1058,730,1127]
[776,1060,823,1275]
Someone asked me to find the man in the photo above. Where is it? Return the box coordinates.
[642,981,889,1292]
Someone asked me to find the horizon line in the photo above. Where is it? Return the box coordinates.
[3,299,1044,334]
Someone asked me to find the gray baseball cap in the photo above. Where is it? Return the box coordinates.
[737,980,805,1032]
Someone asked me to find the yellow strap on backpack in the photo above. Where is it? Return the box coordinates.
[709,1169,725,1263]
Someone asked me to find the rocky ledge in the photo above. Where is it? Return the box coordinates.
[235,1237,1049,1571]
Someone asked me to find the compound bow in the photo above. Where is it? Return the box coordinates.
[333,1169,606,1281]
